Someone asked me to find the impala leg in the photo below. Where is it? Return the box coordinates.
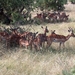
[6,41,8,49]
[26,45,28,49]
[30,44,32,50]
[59,42,61,50]
[34,43,39,51]
[63,43,65,49]
[33,42,39,51]
[49,41,52,47]
[35,44,39,51]
[39,42,42,50]
[6,40,10,50]
[19,42,22,48]
[47,40,52,48]
[34,45,37,51]
[42,42,45,48]
[46,42,52,49]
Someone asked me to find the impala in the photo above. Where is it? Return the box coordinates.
[57,12,69,22]
[36,26,49,48]
[47,28,75,49]
[19,32,38,49]
[48,12,58,23]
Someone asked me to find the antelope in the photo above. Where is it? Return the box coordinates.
[19,32,38,49]
[6,27,38,49]
[48,12,58,23]
[31,37,41,50]
[47,28,75,49]
[61,12,69,21]
[33,13,42,20]
[19,38,30,49]
[5,28,22,48]
[34,26,49,49]
[57,12,69,22]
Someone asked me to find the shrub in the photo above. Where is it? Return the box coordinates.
[12,12,23,22]
[62,66,75,75]
[33,17,42,25]
[70,0,75,4]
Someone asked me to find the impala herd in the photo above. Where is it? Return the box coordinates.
[33,11,69,23]
[0,26,75,50]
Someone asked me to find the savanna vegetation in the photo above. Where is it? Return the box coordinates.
[0,0,75,75]
[0,0,70,25]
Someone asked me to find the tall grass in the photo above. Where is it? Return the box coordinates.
[0,21,75,75]
[0,47,75,75]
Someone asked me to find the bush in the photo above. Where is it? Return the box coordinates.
[62,66,75,75]
[62,70,72,75]
[12,12,23,22]
[70,0,75,4]
[33,17,42,25]
[11,12,28,25]
[70,66,75,75]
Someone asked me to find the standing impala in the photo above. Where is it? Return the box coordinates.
[47,28,75,49]
[36,26,49,48]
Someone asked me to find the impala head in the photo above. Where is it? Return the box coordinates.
[68,27,75,37]
[32,32,38,39]
[71,32,75,37]
[41,26,49,33]
[51,30,56,34]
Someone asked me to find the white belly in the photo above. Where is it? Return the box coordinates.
[52,38,65,43]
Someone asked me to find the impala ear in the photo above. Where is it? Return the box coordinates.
[36,32,38,34]
[68,27,73,32]
[53,30,55,33]
[51,30,56,34]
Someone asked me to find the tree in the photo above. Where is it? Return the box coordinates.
[0,0,68,24]
[70,0,75,4]
[0,0,34,24]
[34,0,67,11]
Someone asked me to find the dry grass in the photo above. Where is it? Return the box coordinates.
[0,3,75,75]
[0,47,75,75]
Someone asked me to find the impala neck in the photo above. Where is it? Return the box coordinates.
[66,34,71,41]
[44,31,46,36]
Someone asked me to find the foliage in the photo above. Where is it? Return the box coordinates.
[71,66,75,75]
[0,0,34,13]
[0,0,34,24]
[33,18,42,25]
[62,70,72,75]
[12,12,23,21]
[0,0,68,24]
[62,66,75,75]
[34,0,67,11]
[70,0,75,4]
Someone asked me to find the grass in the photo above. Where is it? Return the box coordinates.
[0,3,75,75]
[0,24,75,75]
[0,46,75,75]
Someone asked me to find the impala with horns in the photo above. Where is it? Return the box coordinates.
[34,26,49,50]
[47,28,75,49]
